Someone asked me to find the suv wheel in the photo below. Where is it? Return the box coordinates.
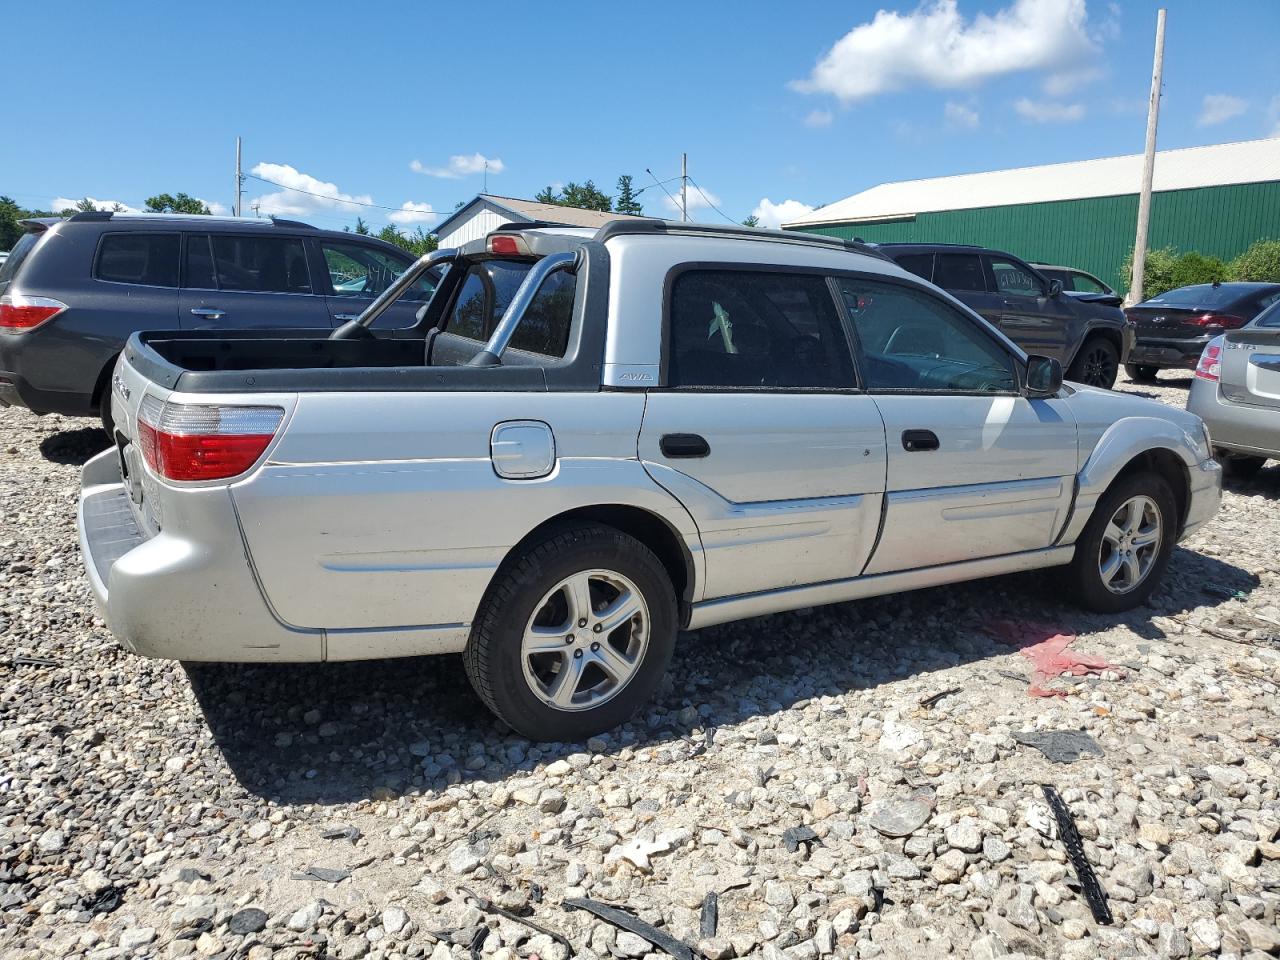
[1069,337,1119,389]
[1067,471,1176,613]
[1125,363,1160,383]
[463,523,677,741]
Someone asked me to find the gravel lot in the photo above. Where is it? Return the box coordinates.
[2,373,1279,960]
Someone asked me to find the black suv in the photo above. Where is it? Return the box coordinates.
[876,243,1133,389]
[0,212,436,432]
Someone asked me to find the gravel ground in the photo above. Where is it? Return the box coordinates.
[2,372,1279,960]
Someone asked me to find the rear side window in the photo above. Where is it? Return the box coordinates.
[508,270,576,358]
[667,270,854,389]
[95,233,180,287]
[893,253,934,282]
[209,235,311,293]
[444,261,531,341]
[933,253,986,292]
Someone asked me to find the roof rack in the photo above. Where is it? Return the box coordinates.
[592,219,888,260]
[873,241,985,249]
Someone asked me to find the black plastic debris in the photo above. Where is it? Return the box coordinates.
[564,898,694,960]
[320,825,362,843]
[176,917,214,940]
[228,907,268,936]
[1041,784,1113,925]
[459,886,573,956]
[700,891,718,938]
[7,655,58,669]
[175,867,210,884]
[1014,730,1103,764]
[996,670,1027,683]
[782,825,819,853]
[468,925,489,960]
[919,687,961,709]
[85,885,123,915]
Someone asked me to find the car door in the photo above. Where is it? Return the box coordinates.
[178,232,334,330]
[835,275,1078,575]
[316,238,438,335]
[637,268,888,601]
[986,254,1074,361]
[933,251,1005,325]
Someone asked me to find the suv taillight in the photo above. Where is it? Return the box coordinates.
[136,396,284,481]
[1194,337,1224,382]
[0,295,67,331]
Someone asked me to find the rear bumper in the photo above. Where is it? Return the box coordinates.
[1187,377,1280,460]
[77,448,323,661]
[0,370,96,417]
[1181,456,1223,540]
[1129,335,1211,370]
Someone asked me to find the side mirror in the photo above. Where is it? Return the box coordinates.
[1047,278,1063,298]
[1025,355,1063,397]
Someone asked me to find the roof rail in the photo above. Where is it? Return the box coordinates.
[874,241,985,249]
[593,218,889,260]
[267,216,317,229]
[68,210,114,222]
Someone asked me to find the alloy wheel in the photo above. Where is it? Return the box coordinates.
[1098,495,1162,594]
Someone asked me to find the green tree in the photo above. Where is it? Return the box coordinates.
[0,196,57,250]
[1169,250,1228,290]
[375,223,439,257]
[353,216,370,235]
[145,192,211,215]
[534,180,613,212]
[741,215,761,227]
[614,175,643,216]
[1229,239,1280,283]
[74,197,98,213]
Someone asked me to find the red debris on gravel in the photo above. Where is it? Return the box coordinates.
[987,621,1125,698]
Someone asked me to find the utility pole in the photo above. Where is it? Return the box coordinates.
[1128,8,1166,306]
[234,136,243,218]
[483,159,488,194]
[680,153,688,222]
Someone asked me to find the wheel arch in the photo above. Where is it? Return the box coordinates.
[501,504,697,618]
[1108,447,1190,531]
[1069,325,1123,369]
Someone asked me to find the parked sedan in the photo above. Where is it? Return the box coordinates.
[1188,298,1280,477]
[1125,282,1280,382]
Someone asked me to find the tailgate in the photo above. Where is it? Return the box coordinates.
[1221,328,1280,410]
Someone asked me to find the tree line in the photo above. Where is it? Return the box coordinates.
[1125,239,1280,299]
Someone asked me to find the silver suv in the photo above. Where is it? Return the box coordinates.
[79,221,1221,740]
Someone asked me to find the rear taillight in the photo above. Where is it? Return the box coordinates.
[1194,337,1224,382]
[136,396,284,481]
[1188,313,1246,329]
[0,295,67,331]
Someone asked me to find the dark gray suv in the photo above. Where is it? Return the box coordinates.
[877,243,1134,389]
[0,212,436,432]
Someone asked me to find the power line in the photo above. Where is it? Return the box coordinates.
[644,168,682,215]
[687,177,740,225]
[245,174,449,218]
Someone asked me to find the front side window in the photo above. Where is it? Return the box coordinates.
[933,253,986,292]
[838,277,1017,393]
[95,233,179,287]
[668,270,854,389]
[210,235,311,293]
[988,257,1042,297]
[320,241,434,302]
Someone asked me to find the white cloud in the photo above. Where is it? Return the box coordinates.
[1042,66,1101,96]
[804,109,834,128]
[411,153,505,179]
[945,100,979,129]
[663,184,723,216]
[1198,93,1247,127]
[1014,97,1085,123]
[752,198,815,229]
[202,200,229,216]
[52,196,142,213]
[792,0,1096,102]
[247,162,373,217]
[387,201,437,226]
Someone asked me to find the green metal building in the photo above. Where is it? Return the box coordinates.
[783,138,1280,292]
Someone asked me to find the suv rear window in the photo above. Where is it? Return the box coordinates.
[95,233,180,287]
[208,235,312,293]
[934,253,986,292]
[0,231,42,293]
[893,253,934,282]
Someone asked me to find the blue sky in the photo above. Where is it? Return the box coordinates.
[5,0,1278,230]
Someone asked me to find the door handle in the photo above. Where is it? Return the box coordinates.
[190,307,226,320]
[334,313,360,322]
[902,429,940,452]
[660,433,710,458]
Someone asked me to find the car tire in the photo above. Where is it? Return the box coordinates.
[1220,452,1266,479]
[1068,337,1119,389]
[1125,363,1160,383]
[1067,470,1177,614]
[463,523,677,742]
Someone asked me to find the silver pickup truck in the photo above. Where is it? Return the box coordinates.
[79,221,1221,740]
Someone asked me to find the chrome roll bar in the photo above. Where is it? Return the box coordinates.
[468,250,580,367]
